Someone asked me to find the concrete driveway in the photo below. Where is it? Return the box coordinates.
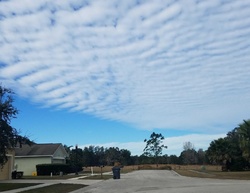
[73,170,250,193]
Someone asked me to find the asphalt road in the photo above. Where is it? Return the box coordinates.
[73,170,250,193]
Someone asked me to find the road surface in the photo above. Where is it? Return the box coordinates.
[73,170,250,193]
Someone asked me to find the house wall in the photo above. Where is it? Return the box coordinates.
[52,159,65,164]
[53,146,67,164]
[0,150,15,180]
[15,157,52,176]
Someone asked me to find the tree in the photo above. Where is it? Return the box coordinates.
[143,132,167,164]
[180,141,198,165]
[81,146,95,167]
[206,137,231,170]
[206,121,250,171]
[70,145,83,174]
[120,149,132,165]
[237,119,250,161]
[180,149,198,165]
[105,147,121,166]
[168,155,180,164]
[183,141,195,151]
[197,148,206,165]
[0,84,32,167]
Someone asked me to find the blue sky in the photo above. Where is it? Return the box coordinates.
[1,0,250,156]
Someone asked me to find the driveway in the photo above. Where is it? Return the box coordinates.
[73,170,250,193]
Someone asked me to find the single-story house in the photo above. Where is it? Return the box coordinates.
[0,149,15,180]
[15,143,68,176]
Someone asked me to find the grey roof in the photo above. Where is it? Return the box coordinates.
[15,143,62,157]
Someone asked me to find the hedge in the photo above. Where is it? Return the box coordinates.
[36,164,72,175]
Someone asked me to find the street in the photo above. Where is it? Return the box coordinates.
[74,170,250,193]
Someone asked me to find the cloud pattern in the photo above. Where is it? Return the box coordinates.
[1,0,250,132]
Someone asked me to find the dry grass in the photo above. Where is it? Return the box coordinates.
[175,170,250,180]
[19,183,86,193]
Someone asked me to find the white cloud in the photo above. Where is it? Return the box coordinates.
[1,0,250,133]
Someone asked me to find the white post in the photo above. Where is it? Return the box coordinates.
[91,166,94,175]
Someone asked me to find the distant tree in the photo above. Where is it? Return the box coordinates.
[143,132,167,165]
[180,142,198,164]
[225,128,247,170]
[120,149,132,165]
[0,84,32,167]
[180,149,198,165]
[197,148,206,164]
[168,155,180,164]
[157,154,169,164]
[237,120,250,161]
[70,145,83,174]
[93,146,106,166]
[183,141,195,151]
[206,138,231,167]
[206,120,250,171]
[138,154,154,164]
[105,147,121,166]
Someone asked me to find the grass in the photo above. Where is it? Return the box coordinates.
[19,183,87,193]
[81,174,113,180]
[175,169,250,180]
[23,174,84,180]
[0,183,41,192]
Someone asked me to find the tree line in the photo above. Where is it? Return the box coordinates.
[66,120,250,171]
[64,142,207,169]
[206,119,250,171]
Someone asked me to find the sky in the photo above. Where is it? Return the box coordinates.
[1,0,250,156]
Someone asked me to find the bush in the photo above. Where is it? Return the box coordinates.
[36,164,71,176]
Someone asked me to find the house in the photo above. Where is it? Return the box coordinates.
[0,149,15,180]
[15,143,68,176]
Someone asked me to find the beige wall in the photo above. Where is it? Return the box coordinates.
[53,146,67,164]
[0,150,15,180]
[52,159,65,164]
[15,157,51,176]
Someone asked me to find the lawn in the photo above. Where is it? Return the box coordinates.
[175,169,250,180]
[19,183,86,193]
[22,174,84,180]
[0,175,106,192]
[81,174,113,180]
[0,183,41,192]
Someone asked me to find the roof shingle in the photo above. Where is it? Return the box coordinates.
[15,143,62,156]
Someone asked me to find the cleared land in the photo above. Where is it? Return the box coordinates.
[175,169,250,180]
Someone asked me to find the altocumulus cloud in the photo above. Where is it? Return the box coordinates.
[1,0,250,132]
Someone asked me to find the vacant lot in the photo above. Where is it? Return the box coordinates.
[175,169,250,180]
